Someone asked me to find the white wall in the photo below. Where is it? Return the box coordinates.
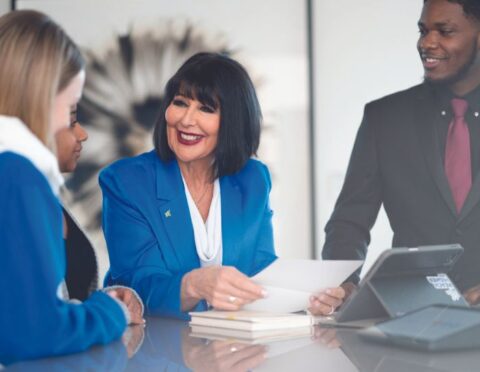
[313,0,424,273]
[17,0,312,279]
[0,0,10,14]
[10,0,427,275]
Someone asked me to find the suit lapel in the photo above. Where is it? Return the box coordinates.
[155,159,199,270]
[220,175,243,267]
[415,88,458,217]
[459,172,480,222]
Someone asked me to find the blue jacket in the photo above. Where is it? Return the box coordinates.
[100,151,277,319]
[0,152,126,365]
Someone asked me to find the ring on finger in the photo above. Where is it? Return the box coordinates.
[228,295,237,303]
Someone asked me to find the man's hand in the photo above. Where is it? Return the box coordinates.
[463,284,480,305]
[340,282,357,299]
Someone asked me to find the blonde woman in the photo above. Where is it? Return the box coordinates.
[0,10,142,364]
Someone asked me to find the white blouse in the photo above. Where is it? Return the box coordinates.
[182,177,223,267]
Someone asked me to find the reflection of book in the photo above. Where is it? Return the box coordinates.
[190,324,313,343]
[256,342,357,372]
[190,328,314,359]
[189,311,314,331]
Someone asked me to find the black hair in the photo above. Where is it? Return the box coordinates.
[153,52,261,179]
[424,0,480,22]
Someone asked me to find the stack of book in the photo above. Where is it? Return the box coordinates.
[189,310,314,343]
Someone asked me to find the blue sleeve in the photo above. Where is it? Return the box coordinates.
[0,156,126,364]
[250,162,277,276]
[100,168,206,320]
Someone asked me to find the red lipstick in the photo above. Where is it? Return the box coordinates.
[177,130,204,145]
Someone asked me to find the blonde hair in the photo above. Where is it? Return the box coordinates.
[0,10,84,149]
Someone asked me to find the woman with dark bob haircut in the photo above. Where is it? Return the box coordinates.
[100,52,275,318]
[155,52,261,178]
[101,52,346,319]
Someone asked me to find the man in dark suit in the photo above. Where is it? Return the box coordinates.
[322,0,480,304]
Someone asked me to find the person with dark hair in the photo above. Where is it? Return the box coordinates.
[153,52,261,179]
[322,0,480,305]
[425,0,480,21]
[0,10,143,365]
[100,52,345,318]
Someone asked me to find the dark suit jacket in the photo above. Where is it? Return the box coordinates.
[100,151,277,319]
[322,83,480,291]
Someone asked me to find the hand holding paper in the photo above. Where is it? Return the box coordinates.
[182,266,266,311]
[308,287,346,316]
[244,258,362,313]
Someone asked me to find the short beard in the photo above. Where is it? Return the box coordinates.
[423,41,478,89]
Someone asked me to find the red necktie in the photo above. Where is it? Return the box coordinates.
[445,98,471,213]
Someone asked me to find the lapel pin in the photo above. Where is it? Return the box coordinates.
[164,210,172,218]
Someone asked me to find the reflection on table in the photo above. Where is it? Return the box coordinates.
[5,318,480,371]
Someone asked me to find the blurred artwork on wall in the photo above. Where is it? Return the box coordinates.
[69,24,230,232]
[16,0,312,266]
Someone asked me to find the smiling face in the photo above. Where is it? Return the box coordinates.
[417,0,480,95]
[165,94,220,168]
[52,70,88,172]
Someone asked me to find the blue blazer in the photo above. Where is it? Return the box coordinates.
[0,152,126,365]
[100,151,277,319]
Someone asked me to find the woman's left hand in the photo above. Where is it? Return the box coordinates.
[308,287,345,316]
[107,287,145,325]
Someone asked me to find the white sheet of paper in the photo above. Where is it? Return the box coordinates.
[244,258,362,313]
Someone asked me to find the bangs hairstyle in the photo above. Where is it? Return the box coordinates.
[0,10,84,149]
[154,52,262,179]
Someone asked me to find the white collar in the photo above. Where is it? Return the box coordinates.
[0,115,64,195]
